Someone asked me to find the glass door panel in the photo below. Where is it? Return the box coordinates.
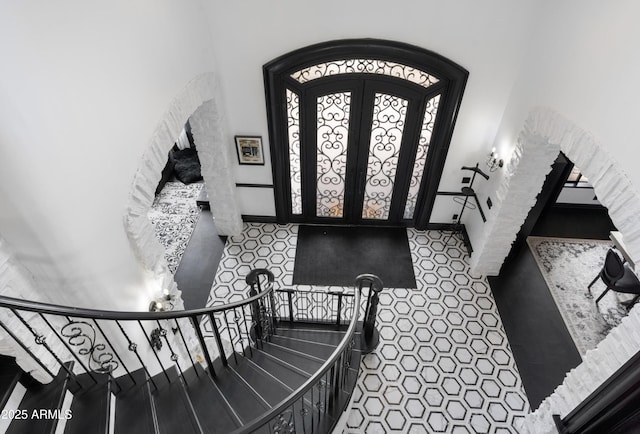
[361,93,408,220]
[316,92,351,218]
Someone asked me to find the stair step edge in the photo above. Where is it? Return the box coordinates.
[276,327,346,334]
[244,358,295,394]
[0,383,26,434]
[271,335,338,348]
[177,374,205,434]
[0,372,22,410]
[199,367,244,427]
[228,366,272,409]
[264,342,326,363]
[145,378,161,434]
[256,349,313,378]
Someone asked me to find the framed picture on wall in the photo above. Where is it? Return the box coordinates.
[235,136,265,165]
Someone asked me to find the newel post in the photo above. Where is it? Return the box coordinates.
[356,274,383,354]
[246,268,275,343]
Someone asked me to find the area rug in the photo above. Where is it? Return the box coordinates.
[148,181,203,273]
[527,236,631,355]
[293,225,417,288]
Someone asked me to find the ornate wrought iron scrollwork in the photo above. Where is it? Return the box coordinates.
[362,93,407,220]
[272,409,295,434]
[61,320,119,373]
[291,58,440,89]
[150,327,163,351]
[286,89,302,215]
[316,92,351,218]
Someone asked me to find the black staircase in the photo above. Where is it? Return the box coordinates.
[0,269,378,433]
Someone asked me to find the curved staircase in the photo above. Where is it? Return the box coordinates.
[0,270,375,434]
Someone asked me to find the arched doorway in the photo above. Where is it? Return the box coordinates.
[124,73,242,305]
[264,39,468,228]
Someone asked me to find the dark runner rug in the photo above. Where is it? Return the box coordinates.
[293,225,416,288]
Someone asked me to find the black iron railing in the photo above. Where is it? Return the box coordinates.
[233,275,381,434]
[0,268,372,433]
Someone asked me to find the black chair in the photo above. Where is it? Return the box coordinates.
[588,248,640,310]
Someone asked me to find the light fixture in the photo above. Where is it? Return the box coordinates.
[486,147,504,172]
[149,290,175,312]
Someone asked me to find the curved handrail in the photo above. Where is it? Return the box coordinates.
[0,284,274,321]
[0,269,366,433]
[234,285,362,433]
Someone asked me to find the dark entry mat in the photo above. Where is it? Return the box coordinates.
[293,225,417,288]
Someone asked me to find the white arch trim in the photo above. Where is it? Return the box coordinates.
[123,72,242,299]
[469,107,640,432]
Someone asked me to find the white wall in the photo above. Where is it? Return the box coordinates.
[202,0,538,220]
[0,1,217,309]
[462,1,640,428]
[469,0,640,253]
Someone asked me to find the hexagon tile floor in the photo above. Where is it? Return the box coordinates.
[205,223,530,433]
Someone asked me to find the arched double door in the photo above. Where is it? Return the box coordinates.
[264,40,468,228]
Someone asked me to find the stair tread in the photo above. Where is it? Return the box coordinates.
[269,335,337,359]
[248,350,310,390]
[182,364,242,433]
[0,356,23,409]
[230,357,292,406]
[152,366,202,434]
[212,363,270,424]
[65,373,111,434]
[6,363,73,434]
[114,369,157,434]
[260,341,325,373]
[275,327,346,346]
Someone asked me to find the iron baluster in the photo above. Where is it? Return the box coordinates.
[174,318,198,377]
[155,320,186,386]
[115,320,155,389]
[287,290,294,323]
[224,311,240,363]
[138,320,170,384]
[336,293,342,326]
[240,306,253,357]
[208,313,227,367]
[0,317,56,380]
[11,309,77,385]
[190,315,215,379]
[37,313,99,385]
[249,284,262,347]
[269,290,278,336]
[92,319,129,386]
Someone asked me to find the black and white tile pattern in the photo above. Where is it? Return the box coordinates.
[147,181,203,273]
[207,223,530,432]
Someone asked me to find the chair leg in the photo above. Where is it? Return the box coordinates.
[595,287,611,305]
[626,295,640,311]
[588,274,600,290]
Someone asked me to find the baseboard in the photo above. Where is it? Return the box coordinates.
[241,215,279,223]
[426,223,473,254]
[552,202,607,211]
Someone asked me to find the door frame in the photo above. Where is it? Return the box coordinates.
[263,39,468,228]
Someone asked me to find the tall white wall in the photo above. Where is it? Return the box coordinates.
[471,0,640,266]
[0,1,216,309]
[202,0,538,220]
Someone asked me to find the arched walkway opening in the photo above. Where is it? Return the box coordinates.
[123,73,242,306]
[470,107,640,431]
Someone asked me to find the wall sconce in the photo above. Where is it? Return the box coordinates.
[149,289,175,312]
[486,148,504,172]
